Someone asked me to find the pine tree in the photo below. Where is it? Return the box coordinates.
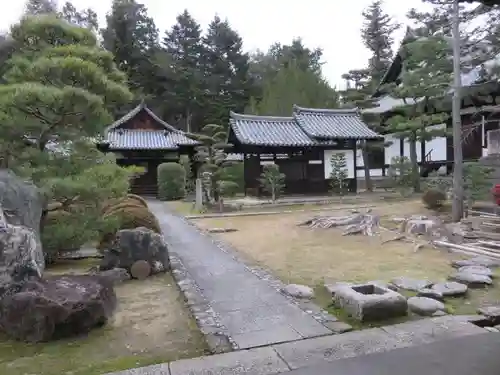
[24,0,57,15]
[61,1,98,32]
[385,36,451,193]
[162,10,205,132]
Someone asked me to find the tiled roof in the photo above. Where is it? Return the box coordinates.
[229,113,316,146]
[103,101,198,150]
[293,106,380,139]
[106,129,197,150]
[229,107,380,147]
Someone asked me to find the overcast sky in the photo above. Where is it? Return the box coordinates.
[0,0,429,88]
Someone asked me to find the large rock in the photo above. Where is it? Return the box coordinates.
[0,170,44,298]
[282,284,314,299]
[100,227,170,274]
[0,275,116,342]
[431,281,468,297]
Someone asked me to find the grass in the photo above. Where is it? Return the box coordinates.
[192,198,500,327]
[0,259,208,375]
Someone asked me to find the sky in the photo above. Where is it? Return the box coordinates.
[0,0,428,88]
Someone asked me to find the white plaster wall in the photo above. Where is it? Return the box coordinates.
[324,149,355,179]
[356,168,383,178]
[424,124,447,161]
[384,134,400,165]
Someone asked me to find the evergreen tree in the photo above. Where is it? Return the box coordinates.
[202,15,251,127]
[24,0,57,15]
[61,1,98,32]
[101,0,159,93]
[361,0,400,87]
[384,36,451,192]
[162,10,205,132]
[251,61,339,116]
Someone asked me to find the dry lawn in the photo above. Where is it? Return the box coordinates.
[0,260,208,375]
[193,200,461,286]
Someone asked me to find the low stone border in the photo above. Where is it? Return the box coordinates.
[168,250,235,354]
[176,214,344,333]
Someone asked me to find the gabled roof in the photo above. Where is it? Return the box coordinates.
[293,106,380,139]
[104,102,198,150]
[229,106,380,147]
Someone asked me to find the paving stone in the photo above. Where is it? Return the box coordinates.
[449,272,493,288]
[431,281,468,297]
[417,288,444,301]
[104,363,170,375]
[170,347,290,375]
[390,277,432,291]
[458,266,493,278]
[477,305,500,318]
[452,257,500,269]
[272,328,407,370]
[407,297,445,316]
[282,284,314,299]
[231,325,303,349]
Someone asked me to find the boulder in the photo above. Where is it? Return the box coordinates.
[449,272,493,288]
[100,227,170,275]
[0,170,44,298]
[408,297,445,316]
[0,275,116,342]
[282,284,314,299]
[431,281,468,297]
[390,277,432,292]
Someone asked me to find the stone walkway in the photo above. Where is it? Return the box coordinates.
[147,201,332,350]
[106,315,489,375]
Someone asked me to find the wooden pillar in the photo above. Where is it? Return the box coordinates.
[352,140,358,193]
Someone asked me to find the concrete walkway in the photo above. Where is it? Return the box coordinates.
[147,201,332,350]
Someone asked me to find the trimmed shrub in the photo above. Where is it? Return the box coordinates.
[422,188,446,209]
[103,200,145,216]
[218,180,240,198]
[157,162,186,201]
[126,193,148,207]
[98,205,161,250]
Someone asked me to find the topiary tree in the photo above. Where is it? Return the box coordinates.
[422,188,447,210]
[329,153,349,195]
[388,156,414,196]
[259,164,285,203]
[218,180,240,198]
[157,162,186,201]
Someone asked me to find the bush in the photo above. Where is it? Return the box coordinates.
[218,180,240,198]
[220,163,244,193]
[126,193,148,207]
[422,188,446,209]
[102,200,145,216]
[98,205,161,250]
[157,162,186,201]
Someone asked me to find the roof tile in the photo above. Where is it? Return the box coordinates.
[106,129,197,150]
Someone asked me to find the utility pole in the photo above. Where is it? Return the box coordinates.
[451,0,464,221]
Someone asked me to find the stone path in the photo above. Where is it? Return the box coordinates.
[147,201,332,350]
[105,315,489,375]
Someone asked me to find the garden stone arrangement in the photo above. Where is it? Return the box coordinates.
[328,257,500,322]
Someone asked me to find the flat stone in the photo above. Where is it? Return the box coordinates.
[431,281,468,297]
[169,346,289,375]
[449,272,493,288]
[452,257,500,269]
[104,363,170,374]
[478,305,500,318]
[282,284,314,299]
[325,282,352,297]
[390,277,432,291]
[272,328,406,370]
[458,265,493,278]
[334,283,408,322]
[323,321,353,334]
[417,288,444,301]
[407,297,445,316]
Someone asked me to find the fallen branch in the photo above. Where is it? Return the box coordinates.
[299,210,380,236]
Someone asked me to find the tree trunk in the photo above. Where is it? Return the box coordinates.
[361,142,373,192]
[409,138,420,193]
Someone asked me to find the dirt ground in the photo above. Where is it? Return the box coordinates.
[0,260,208,375]
[194,200,460,286]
